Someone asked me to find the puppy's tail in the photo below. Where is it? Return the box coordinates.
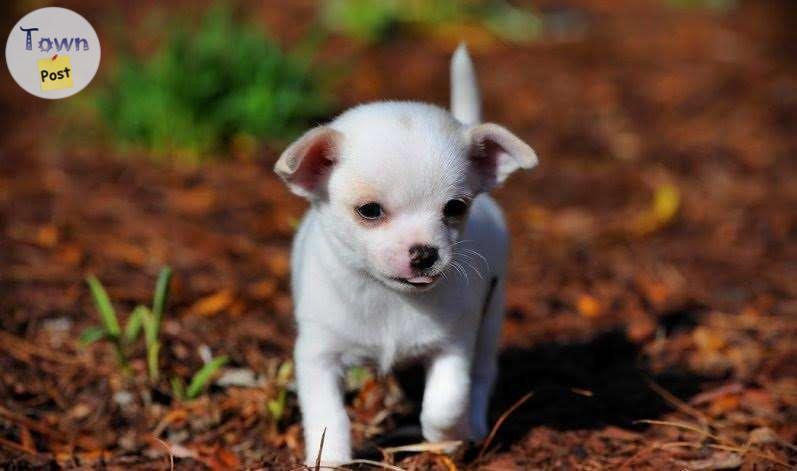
[450,43,481,126]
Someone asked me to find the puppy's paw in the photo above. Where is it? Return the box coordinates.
[421,410,470,444]
[302,419,352,468]
[304,456,351,468]
[303,446,351,468]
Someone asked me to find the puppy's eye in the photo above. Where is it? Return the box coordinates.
[356,202,384,220]
[443,199,469,220]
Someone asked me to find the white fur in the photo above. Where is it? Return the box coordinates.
[275,45,538,466]
[451,43,481,126]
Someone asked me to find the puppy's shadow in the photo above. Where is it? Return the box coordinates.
[488,330,703,447]
[373,329,703,456]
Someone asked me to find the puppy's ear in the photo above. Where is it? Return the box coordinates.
[466,123,538,191]
[274,126,342,198]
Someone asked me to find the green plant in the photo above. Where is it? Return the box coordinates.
[84,267,230,401]
[144,267,171,381]
[344,365,373,391]
[667,0,736,10]
[267,388,288,422]
[82,276,127,370]
[266,360,294,422]
[322,0,402,42]
[322,0,542,44]
[95,6,332,161]
[83,267,173,380]
[171,355,229,401]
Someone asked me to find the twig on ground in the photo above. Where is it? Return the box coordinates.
[314,427,326,471]
[151,408,188,438]
[0,331,83,366]
[634,420,793,469]
[381,441,462,455]
[636,419,723,444]
[345,459,406,470]
[622,440,792,470]
[570,387,593,397]
[0,405,61,438]
[477,390,534,461]
[618,441,694,469]
[152,437,175,471]
[707,443,791,468]
[0,436,40,456]
[645,378,707,424]
[688,382,744,406]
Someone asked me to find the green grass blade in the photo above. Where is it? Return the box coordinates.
[86,276,121,337]
[276,360,293,385]
[147,341,161,382]
[79,326,106,345]
[140,307,157,348]
[345,365,373,391]
[152,266,172,326]
[186,355,228,400]
[267,388,287,422]
[124,305,147,343]
[113,343,129,372]
[171,376,186,401]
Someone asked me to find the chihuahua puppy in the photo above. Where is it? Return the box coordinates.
[274,45,538,465]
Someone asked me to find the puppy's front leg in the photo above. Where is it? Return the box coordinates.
[421,349,472,443]
[295,336,350,465]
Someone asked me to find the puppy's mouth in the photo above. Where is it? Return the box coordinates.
[392,274,441,288]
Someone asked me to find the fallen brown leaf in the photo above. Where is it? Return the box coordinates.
[188,290,235,317]
[577,294,603,319]
[676,451,742,470]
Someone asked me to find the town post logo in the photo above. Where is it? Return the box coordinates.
[5,7,100,99]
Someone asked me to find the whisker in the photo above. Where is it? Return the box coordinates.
[466,260,485,280]
[449,247,488,282]
[463,248,491,272]
[447,239,475,249]
[457,256,484,281]
[452,260,470,286]
[448,260,464,284]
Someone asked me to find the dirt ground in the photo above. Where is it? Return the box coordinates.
[1,0,796,469]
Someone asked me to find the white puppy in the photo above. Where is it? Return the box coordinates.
[274,45,538,465]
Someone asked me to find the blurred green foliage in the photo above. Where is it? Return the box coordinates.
[667,0,736,11]
[323,0,542,44]
[95,7,331,161]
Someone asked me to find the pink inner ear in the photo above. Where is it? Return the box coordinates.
[294,137,336,192]
[471,137,502,188]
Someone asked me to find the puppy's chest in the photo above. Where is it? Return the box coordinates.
[337,293,449,370]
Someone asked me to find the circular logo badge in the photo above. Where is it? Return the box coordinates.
[5,7,101,99]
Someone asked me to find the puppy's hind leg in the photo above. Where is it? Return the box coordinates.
[469,277,505,440]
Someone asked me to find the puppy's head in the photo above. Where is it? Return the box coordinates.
[275,102,536,292]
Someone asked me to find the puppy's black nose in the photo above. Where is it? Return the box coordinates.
[409,244,438,270]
